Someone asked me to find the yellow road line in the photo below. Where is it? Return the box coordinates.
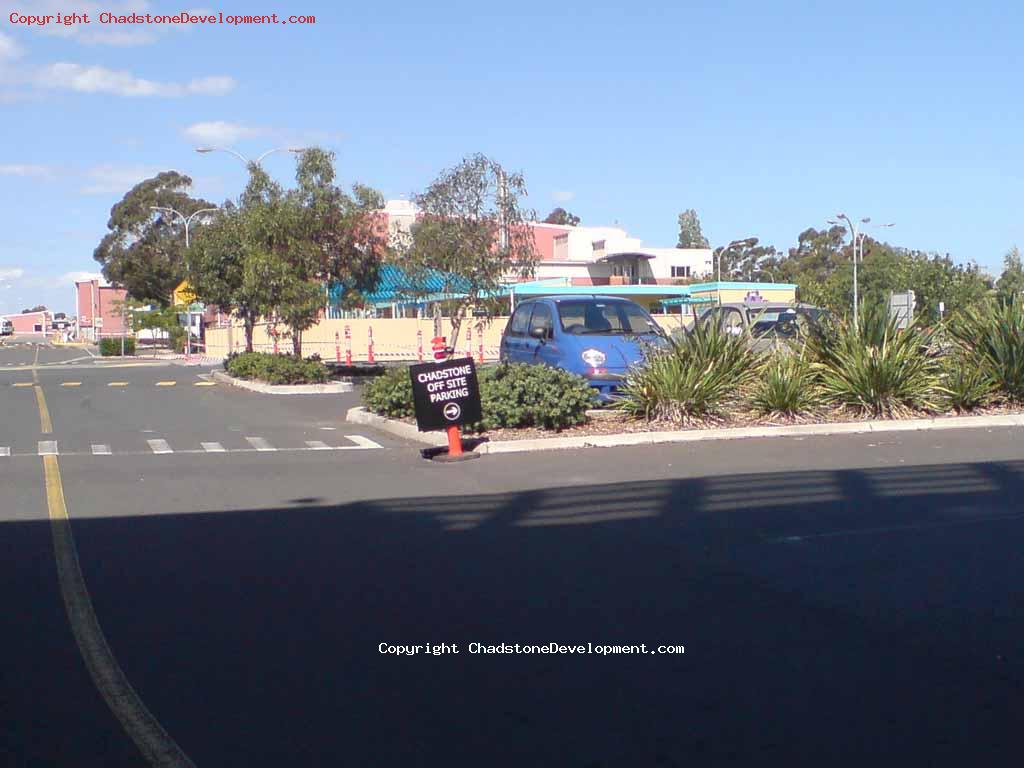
[35,386,52,434]
[108,382,129,387]
[42,454,195,767]
[61,382,82,387]
[35,382,194,767]
[155,381,177,387]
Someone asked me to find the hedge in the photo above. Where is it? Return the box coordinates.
[224,351,329,385]
[99,337,136,356]
[363,363,595,431]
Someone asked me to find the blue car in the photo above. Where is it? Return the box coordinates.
[499,295,666,399]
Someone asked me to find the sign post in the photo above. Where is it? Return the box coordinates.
[410,356,483,462]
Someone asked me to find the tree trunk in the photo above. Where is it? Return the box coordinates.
[244,314,255,353]
[292,329,302,357]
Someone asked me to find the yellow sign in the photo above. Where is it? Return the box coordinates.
[172,280,197,307]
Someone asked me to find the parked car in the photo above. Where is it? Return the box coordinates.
[499,295,666,399]
[0,319,13,336]
[675,302,830,352]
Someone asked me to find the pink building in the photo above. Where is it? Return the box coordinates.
[1,310,53,335]
[74,279,128,340]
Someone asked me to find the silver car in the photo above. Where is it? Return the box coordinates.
[676,302,829,352]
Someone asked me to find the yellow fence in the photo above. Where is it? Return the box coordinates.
[204,314,697,362]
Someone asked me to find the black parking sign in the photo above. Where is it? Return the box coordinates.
[409,357,483,431]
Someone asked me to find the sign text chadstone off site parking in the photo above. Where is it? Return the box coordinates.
[409,358,483,431]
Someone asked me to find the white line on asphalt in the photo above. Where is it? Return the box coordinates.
[147,439,173,455]
[0,447,9,457]
[91,444,112,456]
[245,436,276,452]
[305,440,331,450]
[201,442,226,453]
[346,434,383,449]
[38,440,58,455]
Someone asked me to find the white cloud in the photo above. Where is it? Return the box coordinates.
[0,31,23,61]
[0,164,52,177]
[552,190,576,203]
[183,121,261,146]
[79,164,163,196]
[35,63,236,98]
[0,267,26,282]
[61,270,104,284]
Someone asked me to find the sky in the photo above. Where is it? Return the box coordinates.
[2,0,1023,314]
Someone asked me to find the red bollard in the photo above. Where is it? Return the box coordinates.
[417,329,423,362]
[344,325,352,366]
[368,326,375,364]
[465,326,472,357]
[335,331,341,363]
[446,425,464,457]
[431,336,447,361]
[477,331,484,363]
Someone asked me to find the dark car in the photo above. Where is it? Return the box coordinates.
[676,302,829,352]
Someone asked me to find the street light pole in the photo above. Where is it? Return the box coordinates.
[829,215,870,327]
[715,237,758,303]
[150,206,219,357]
[194,146,308,170]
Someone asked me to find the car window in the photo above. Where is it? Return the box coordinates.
[720,308,744,335]
[507,304,534,337]
[558,300,659,335]
[530,303,553,339]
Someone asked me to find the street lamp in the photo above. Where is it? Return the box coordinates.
[194,146,307,168]
[716,237,758,303]
[827,216,895,327]
[150,205,218,356]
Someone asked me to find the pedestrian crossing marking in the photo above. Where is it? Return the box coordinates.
[305,440,331,450]
[38,440,58,456]
[245,436,276,452]
[108,382,129,387]
[91,444,111,456]
[147,439,173,454]
[12,382,33,387]
[346,434,383,449]
[193,381,216,387]
[61,382,82,387]
[0,447,9,457]
[155,381,176,387]
[201,442,226,453]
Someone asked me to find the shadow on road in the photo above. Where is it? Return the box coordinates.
[4,460,1024,766]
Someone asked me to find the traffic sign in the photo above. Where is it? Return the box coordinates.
[409,357,482,431]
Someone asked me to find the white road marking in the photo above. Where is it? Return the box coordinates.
[38,440,58,455]
[91,444,111,456]
[147,439,173,455]
[201,442,226,453]
[245,436,276,452]
[0,447,9,457]
[346,434,383,449]
[305,440,331,450]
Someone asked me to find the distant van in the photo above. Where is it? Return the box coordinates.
[0,319,13,336]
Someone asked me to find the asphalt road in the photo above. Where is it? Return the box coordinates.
[3,342,1024,766]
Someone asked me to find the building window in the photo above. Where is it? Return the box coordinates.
[671,265,691,278]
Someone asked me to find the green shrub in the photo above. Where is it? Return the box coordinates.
[362,366,415,418]
[473,363,594,431]
[615,321,761,423]
[752,350,821,416]
[947,298,1024,402]
[807,313,941,417]
[361,363,594,431]
[939,353,994,412]
[225,351,329,385]
[99,337,136,356]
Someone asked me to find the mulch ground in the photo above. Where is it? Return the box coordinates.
[391,402,1024,443]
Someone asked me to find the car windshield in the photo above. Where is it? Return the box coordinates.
[558,300,660,335]
[747,307,825,338]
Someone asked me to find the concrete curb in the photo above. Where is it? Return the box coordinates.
[213,370,353,395]
[345,407,1024,454]
[346,407,448,446]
